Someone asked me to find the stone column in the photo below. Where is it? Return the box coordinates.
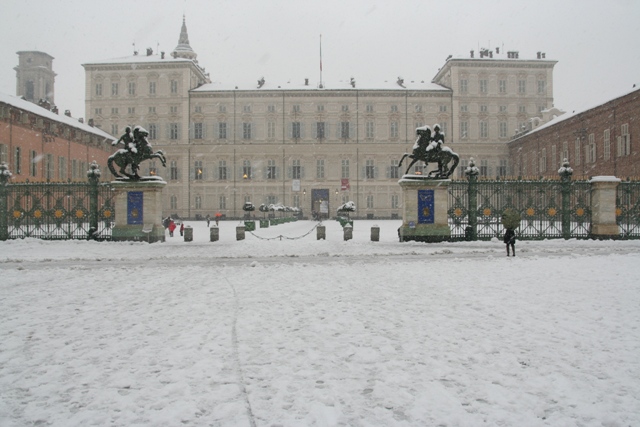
[590,176,621,238]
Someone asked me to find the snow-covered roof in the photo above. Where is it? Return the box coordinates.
[192,78,450,93]
[0,92,115,141]
[82,54,197,66]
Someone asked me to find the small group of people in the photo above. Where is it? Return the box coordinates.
[205,213,222,227]
[163,216,184,237]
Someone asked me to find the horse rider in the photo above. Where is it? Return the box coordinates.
[427,124,445,153]
[113,126,135,153]
[131,126,152,160]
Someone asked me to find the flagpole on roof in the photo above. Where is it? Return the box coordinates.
[319,34,323,89]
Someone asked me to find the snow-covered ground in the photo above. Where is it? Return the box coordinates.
[1,219,639,427]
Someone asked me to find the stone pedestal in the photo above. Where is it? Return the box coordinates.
[236,225,245,241]
[590,176,621,238]
[317,225,326,240]
[398,177,451,242]
[210,226,219,242]
[343,224,353,241]
[183,226,193,242]
[111,178,166,243]
[371,225,380,242]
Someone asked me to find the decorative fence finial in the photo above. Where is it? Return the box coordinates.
[87,161,102,179]
[465,157,479,178]
[0,162,12,185]
[558,158,573,180]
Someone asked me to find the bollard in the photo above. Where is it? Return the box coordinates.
[317,224,326,240]
[343,224,353,241]
[371,225,380,242]
[210,226,219,242]
[183,225,193,242]
[236,225,245,241]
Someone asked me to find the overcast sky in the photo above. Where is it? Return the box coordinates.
[1,0,638,120]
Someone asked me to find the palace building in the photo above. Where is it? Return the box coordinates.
[509,86,639,179]
[0,92,114,184]
[83,18,558,219]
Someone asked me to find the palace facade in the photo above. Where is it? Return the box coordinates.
[83,18,558,219]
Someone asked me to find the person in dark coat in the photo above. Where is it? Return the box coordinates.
[179,223,184,237]
[503,228,516,256]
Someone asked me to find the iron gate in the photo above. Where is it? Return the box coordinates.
[0,162,116,240]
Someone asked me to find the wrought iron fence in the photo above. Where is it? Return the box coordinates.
[0,162,115,241]
[448,159,594,240]
[617,181,640,238]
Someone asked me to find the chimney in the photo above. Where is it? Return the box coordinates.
[161,51,165,59]
[146,48,153,56]
[541,53,546,59]
[470,50,474,58]
[52,106,58,114]
[350,77,356,88]
[78,118,84,123]
[64,110,71,117]
[88,118,94,127]
[537,51,541,59]
[496,47,500,54]
[304,78,309,86]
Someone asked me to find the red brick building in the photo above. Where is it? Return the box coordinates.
[509,87,639,179]
[0,92,115,183]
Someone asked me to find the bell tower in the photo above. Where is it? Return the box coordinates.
[15,51,57,105]
[171,16,198,61]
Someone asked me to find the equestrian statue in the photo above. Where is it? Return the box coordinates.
[108,125,166,180]
[398,124,459,178]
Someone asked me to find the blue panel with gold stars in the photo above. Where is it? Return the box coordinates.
[418,189,434,224]
[127,191,144,225]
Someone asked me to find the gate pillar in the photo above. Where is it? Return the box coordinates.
[398,177,451,242]
[110,177,166,243]
[590,176,621,238]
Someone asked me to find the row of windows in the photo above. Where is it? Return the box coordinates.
[458,79,546,95]
[518,125,632,174]
[0,144,88,180]
[112,121,450,141]
[95,80,179,97]
[192,103,447,115]
[460,104,544,114]
[459,120,518,139]
[168,158,508,182]
[170,193,400,211]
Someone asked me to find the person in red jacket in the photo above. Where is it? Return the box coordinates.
[168,219,176,237]
[180,223,185,237]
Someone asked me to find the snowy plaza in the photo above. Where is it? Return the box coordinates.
[1,219,640,426]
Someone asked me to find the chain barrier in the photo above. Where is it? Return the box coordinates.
[247,222,321,241]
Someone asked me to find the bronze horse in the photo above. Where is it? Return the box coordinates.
[108,126,166,179]
[398,126,460,178]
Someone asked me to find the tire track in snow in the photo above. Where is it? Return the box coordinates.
[225,275,257,427]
